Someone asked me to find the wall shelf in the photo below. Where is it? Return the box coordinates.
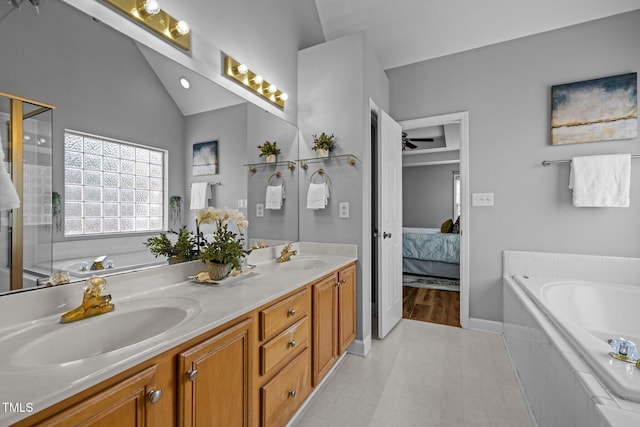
[244,160,296,174]
[298,154,359,171]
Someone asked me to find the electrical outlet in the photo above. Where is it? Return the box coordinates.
[256,204,264,217]
[238,199,247,208]
[472,192,494,206]
[339,202,349,218]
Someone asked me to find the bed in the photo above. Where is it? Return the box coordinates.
[402,227,460,279]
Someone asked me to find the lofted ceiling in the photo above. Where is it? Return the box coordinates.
[314,0,640,70]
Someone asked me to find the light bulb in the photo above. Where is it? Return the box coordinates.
[179,77,190,89]
[143,0,160,16]
[253,74,263,84]
[237,64,248,75]
[170,20,190,38]
[267,84,277,94]
[279,92,288,101]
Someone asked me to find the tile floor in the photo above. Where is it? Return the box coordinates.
[293,319,532,427]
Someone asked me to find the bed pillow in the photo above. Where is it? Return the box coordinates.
[452,216,460,234]
[440,218,454,233]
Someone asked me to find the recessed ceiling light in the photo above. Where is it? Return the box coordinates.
[179,77,190,89]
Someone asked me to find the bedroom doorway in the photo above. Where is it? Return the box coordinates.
[399,112,469,328]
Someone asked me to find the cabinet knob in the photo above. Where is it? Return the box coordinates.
[288,389,297,398]
[186,369,199,382]
[288,308,296,316]
[288,339,296,348]
[335,279,346,287]
[147,389,162,404]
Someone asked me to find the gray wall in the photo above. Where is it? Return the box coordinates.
[403,164,459,228]
[388,10,640,322]
[0,0,185,248]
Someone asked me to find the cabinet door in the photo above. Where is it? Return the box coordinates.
[179,318,252,427]
[338,264,357,355]
[312,274,338,386]
[36,366,160,427]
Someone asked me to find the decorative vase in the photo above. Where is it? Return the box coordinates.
[265,154,277,163]
[168,256,186,265]
[316,149,329,158]
[206,261,232,280]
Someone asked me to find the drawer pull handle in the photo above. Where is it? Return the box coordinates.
[186,369,199,382]
[288,308,296,316]
[288,339,296,348]
[147,389,162,404]
[288,389,297,398]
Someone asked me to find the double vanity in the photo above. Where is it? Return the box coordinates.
[0,242,357,426]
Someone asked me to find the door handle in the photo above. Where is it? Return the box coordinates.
[383,232,392,239]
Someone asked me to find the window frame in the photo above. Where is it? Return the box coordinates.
[63,129,169,237]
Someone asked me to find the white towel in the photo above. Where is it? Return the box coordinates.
[265,184,285,210]
[569,154,631,207]
[307,183,330,209]
[190,182,211,210]
[0,136,20,210]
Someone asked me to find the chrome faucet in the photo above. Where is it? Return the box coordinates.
[60,276,115,323]
[276,244,297,263]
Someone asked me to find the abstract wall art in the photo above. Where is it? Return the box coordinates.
[192,140,218,175]
[551,72,637,145]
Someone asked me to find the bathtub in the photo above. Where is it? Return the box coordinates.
[511,275,640,403]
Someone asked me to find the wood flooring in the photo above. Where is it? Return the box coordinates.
[402,286,460,327]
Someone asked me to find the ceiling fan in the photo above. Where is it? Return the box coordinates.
[402,131,434,150]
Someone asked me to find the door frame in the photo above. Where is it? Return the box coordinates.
[398,111,470,328]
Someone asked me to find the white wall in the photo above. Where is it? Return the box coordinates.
[388,10,640,322]
[299,33,389,354]
[403,164,459,228]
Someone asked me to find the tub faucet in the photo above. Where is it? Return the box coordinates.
[60,276,115,323]
[276,244,297,263]
[90,255,107,271]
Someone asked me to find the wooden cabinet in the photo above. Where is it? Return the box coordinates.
[34,366,161,427]
[257,287,312,427]
[178,318,253,427]
[312,264,357,385]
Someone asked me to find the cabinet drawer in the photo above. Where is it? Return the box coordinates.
[260,316,308,376]
[260,288,309,341]
[261,348,312,427]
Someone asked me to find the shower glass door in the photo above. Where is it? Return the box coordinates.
[0,93,54,293]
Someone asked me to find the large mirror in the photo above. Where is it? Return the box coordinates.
[0,0,298,294]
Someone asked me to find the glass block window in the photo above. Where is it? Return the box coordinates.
[64,131,166,236]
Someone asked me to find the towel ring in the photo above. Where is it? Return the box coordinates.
[310,168,328,184]
[268,171,284,186]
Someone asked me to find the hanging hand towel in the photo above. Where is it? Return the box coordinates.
[190,182,211,210]
[569,154,631,207]
[307,182,329,209]
[265,184,284,210]
[0,137,20,210]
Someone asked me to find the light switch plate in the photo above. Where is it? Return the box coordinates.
[256,204,264,217]
[238,199,247,208]
[472,192,494,206]
[339,202,349,218]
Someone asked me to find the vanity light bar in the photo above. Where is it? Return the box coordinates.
[224,55,287,109]
[102,0,191,51]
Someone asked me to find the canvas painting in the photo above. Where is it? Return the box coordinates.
[192,141,218,175]
[551,72,637,145]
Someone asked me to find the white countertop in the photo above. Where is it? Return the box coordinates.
[0,242,357,425]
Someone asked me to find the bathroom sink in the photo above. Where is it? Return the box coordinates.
[13,298,199,367]
[283,256,331,271]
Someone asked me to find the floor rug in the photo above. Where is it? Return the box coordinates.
[402,273,460,292]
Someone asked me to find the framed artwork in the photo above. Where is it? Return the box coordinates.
[551,72,637,145]
[192,140,218,175]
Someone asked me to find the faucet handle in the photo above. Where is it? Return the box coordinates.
[607,337,639,363]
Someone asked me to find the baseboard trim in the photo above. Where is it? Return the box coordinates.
[469,317,503,334]
[348,335,370,356]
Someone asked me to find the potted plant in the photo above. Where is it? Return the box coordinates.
[258,140,281,163]
[196,207,249,280]
[312,132,335,158]
[144,227,195,264]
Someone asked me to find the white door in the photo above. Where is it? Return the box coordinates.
[377,110,403,338]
